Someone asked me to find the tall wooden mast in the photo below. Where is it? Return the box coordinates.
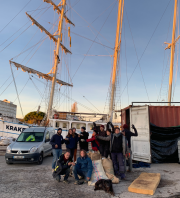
[108,0,124,121]
[10,0,74,123]
[165,0,178,106]
[47,0,66,120]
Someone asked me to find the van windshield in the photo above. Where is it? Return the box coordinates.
[16,132,44,142]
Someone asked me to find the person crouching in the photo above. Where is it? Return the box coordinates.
[73,149,93,185]
[53,151,75,184]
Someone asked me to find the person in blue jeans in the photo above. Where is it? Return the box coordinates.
[50,128,64,172]
[73,149,93,185]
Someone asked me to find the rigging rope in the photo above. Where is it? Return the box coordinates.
[88,26,112,56]
[0,0,32,34]
[14,29,40,62]
[68,4,114,47]
[83,96,101,113]
[10,62,24,118]
[124,23,129,105]
[158,52,171,101]
[0,25,32,53]
[117,0,172,103]
[125,9,150,102]
[13,78,30,103]
[0,2,55,53]
[14,16,58,63]
[40,19,114,50]
[0,71,21,96]
[0,2,45,47]
[59,92,99,114]
[12,38,48,60]
[90,0,117,25]
[36,77,99,114]
[0,74,13,90]
[158,2,174,102]
[29,75,43,98]
[68,30,114,50]
[72,2,117,80]
[65,0,81,13]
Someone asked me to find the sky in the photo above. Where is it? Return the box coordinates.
[0,0,179,119]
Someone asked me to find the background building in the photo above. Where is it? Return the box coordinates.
[0,99,17,118]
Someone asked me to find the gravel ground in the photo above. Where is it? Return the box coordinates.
[0,156,180,198]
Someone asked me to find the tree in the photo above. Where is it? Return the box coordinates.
[24,111,45,125]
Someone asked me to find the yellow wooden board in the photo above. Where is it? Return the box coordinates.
[128,172,161,195]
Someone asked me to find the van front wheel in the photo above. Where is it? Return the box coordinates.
[37,153,43,165]
[6,161,13,165]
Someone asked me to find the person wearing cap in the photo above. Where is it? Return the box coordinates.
[79,127,89,151]
[50,128,64,172]
[93,122,107,157]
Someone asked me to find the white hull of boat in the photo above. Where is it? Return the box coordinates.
[0,120,28,138]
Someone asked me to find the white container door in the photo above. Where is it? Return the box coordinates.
[130,105,151,163]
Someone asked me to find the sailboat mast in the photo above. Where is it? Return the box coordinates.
[108,0,124,121]
[47,0,66,120]
[168,0,177,106]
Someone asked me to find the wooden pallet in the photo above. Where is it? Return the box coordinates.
[128,172,161,195]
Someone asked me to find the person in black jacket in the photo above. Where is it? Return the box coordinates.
[96,127,126,179]
[72,127,78,162]
[121,124,138,148]
[93,122,108,157]
[50,128,64,172]
[53,151,75,184]
[105,121,115,158]
[79,127,89,151]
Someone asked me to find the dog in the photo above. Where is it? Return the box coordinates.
[94,179,114,196]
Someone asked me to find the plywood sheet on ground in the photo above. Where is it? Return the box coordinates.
[128,172,161,195]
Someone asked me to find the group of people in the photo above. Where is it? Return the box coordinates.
[52,149,93,185]
[49,122,138,184]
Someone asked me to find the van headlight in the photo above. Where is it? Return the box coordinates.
[6,146,11,153]
[30,147,37,153]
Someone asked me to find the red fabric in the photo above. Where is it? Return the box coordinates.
[86,135,99,151]
[63,155,68,163]
[100,125,104,128]
[123,124,129,129]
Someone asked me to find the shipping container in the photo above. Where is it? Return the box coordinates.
[121,105,180,163]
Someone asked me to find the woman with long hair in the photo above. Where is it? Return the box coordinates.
[65,128,79,159]
[72,127,78,162]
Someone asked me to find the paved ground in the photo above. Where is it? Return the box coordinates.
[0,156,180,198]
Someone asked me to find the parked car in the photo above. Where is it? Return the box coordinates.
[5,127,55,165]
